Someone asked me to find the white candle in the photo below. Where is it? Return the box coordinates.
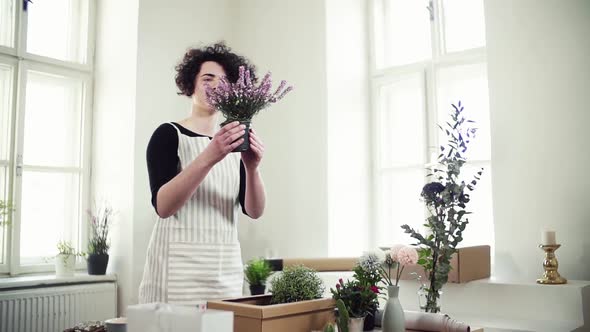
[542,230,556,245]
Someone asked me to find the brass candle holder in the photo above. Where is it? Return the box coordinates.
[536,244,567,284]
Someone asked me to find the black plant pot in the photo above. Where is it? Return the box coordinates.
[87,253,109,275]
[363,307,376,331]
[249,284,266,295]
[231,121,251,152]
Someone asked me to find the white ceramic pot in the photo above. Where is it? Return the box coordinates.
[55,254,75,277]
[348,316,365,332]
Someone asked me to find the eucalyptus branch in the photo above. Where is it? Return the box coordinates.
[400,101,483,313]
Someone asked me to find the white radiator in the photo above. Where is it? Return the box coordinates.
[0,282,117,332]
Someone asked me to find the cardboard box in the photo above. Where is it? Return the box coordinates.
[207,295,335,332]
[274,245,491,284]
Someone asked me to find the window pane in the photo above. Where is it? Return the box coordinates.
[0,166,7,264]
[0,0,15,48]
[373,0,431,68]
[436,63,490,161]
[376,169,425,247]
[378,74,426,168]
[441,0,486,53]
[0,63,13,160]
[26,0,89,63]
[23,70,84,167]
[20,171,80,265]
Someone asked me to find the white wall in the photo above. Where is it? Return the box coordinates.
[92,0,139,315]
[325,0,371,256]
[485,0,590,281]
[230,0,331,260]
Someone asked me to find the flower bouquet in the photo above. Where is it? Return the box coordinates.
[205,66,293,151]
[401,101,483,313]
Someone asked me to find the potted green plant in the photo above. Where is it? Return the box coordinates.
[353,254,383,331]
[55,240,79,277]
[330,277,379,332]
[269,265,325,304]
[205,66,293,152]
[244,257,273,295]
[86,203,113,275]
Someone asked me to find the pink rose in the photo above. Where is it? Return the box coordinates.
[389,244,405,262]
[397,246,419,266]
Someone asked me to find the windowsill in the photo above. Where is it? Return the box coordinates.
[0,273,117,290]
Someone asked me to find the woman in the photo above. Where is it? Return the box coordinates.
[139,43,266,305]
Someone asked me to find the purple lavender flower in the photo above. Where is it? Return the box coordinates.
[205,66,293,123]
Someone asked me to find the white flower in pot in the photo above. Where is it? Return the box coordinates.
[55,240,78,277]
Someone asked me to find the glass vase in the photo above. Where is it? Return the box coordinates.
[417,287,443,313]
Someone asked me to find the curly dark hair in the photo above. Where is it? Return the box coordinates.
[175,42,257,97]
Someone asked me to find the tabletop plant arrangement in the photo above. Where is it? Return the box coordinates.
[205,65,293,152]
[244,257,274,295]
[86,202,113,275]
[269,265,324,304]
[401,101,483,313]
[353,252,384,331]
[330,276,379,332]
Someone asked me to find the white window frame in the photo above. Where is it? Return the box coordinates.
[0,0,96,275]
[368,0,491,247]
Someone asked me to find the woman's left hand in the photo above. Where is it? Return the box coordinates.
[241,129,264,170]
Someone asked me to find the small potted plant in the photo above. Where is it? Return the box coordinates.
[331,278,379,332]
[270,265,325,304]
[354,253,383,331]
[86,203,113,275]
[55,240,79,277]
[205,66,293,152]
[244,257,273,295]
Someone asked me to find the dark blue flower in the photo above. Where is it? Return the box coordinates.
[421,182,445,201]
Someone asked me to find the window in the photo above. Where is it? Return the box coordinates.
[0,0,94,275]
[370,0,494,249]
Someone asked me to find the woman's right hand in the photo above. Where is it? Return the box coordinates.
[203,121,246,164]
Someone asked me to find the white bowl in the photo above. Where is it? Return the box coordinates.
[104,317,127,332]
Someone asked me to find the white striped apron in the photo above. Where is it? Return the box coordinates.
[138,123,243,305]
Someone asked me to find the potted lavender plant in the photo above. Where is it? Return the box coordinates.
[86,203,113,275]
[205,66,293,152]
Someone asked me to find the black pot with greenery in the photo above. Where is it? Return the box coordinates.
[244,257,273,295]
[87,253,109,275]
[86,204,112,275]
